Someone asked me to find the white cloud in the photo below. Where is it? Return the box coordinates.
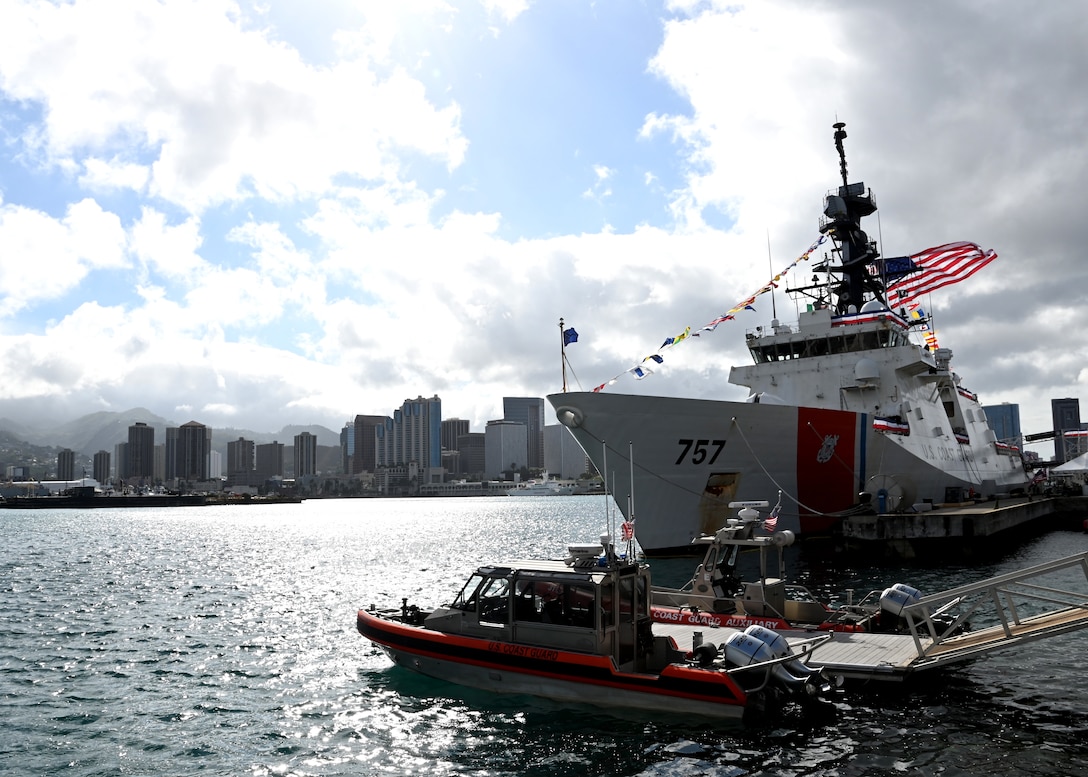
[79,157,150,193]
[130,208,207,281]
[479,0,531,24]
[0,198,127,316]
[0,0,468,213]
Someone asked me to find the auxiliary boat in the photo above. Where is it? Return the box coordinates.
[550,123,1027,555]
[649,501,1088,684]
[357,536,834,721]
[650,499,957,634]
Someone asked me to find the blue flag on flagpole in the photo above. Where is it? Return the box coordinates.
[563,328,579,346]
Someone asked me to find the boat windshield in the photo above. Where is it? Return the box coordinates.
[452,570,510,611]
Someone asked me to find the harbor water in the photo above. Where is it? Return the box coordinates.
[2,496,1086,776]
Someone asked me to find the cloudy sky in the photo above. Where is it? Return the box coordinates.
[1,0,1085,449]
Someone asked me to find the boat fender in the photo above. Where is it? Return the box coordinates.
[771,530,795,547]
[692,641,719,667]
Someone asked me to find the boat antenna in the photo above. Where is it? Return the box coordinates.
[833,121,848,188]
[602,440,613,547]
[559,317,568,392]
[628,441,635,525]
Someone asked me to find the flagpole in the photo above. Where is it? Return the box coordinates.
[559,317,568,392]
[767,229,777,320]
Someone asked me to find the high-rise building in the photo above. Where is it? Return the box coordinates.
[983,403,1022,450]
[352,414,386,473]
[484,419,527,479]
[441,418,470,452]
[457,432,486,477]
[341,422,355,473]
[57,449,75,481]
[1051,398,1081,463]
[178,421,210,482]
[208,449,222,479]
[376,396,442,472]
[227,437,255,476]
[256,441,284,479]
[544,424,589,479]
[114,442,129,480]
[128,422,155,481]
[503,397,545,469]
[164,427,179,481]
[93,450,110,484]
[294,431,318,477]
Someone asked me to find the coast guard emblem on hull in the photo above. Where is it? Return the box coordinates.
[817,434,839,464]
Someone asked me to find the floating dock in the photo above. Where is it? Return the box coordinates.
[656,551,1088,683]
[839,495,1088,559]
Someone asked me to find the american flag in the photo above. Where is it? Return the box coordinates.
[621,521,635,541]
[762,498,781,533]
[1031,469,1048,485]
[886,242,996,307]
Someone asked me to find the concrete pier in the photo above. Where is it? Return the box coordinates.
[840,496,1088,560]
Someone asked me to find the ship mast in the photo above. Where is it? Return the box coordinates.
[817,122,887,313]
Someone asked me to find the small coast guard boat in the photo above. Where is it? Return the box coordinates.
[651,499,956,634]
[357,536,834,720]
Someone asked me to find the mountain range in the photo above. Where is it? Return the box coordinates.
[0,408,340,463]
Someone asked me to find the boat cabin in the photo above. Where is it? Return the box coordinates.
[423,546,666,672]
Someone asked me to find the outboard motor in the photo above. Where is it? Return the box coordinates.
[878,583,965,635]
[878,583,923,632]
[724,628,832,696]
[743,625,826,682]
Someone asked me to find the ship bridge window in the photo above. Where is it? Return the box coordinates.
[799,339,828,358]
[757,339,818,361]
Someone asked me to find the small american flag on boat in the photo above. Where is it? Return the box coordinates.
[763,496,781,533]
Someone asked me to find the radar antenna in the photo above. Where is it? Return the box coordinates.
[833,121,849,188]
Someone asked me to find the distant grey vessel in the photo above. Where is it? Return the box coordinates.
[506,473,574,496]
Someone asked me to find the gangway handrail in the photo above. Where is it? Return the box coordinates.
[912,552,1088,603]
[896,552,1088,661]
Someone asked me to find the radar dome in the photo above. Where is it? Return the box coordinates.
[855,358,880,383]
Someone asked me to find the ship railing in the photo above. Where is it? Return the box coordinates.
[897,552,1088,667]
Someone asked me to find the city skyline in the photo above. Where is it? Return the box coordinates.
[14,390,596,482]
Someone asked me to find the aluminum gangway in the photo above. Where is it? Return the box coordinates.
[898,551,1088,668]
[798,551,1088,681]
